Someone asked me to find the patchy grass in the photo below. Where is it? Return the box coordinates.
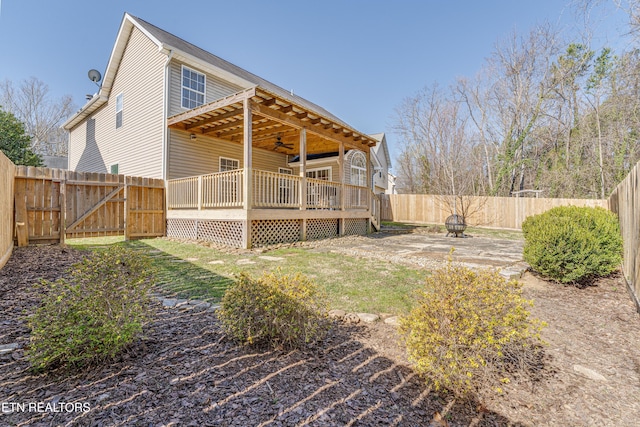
[381,221,523,240]
[66,237,425,315]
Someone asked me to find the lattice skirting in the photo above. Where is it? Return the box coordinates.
[168,217,370,248]
[166,219,197,240]
[197,220,244,247]
[167,219,244,247]
[307,219,338,241]
[251,219,301,247]
[344,218,369,236]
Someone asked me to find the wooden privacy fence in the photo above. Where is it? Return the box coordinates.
[0,151,16,269]
[14,166,165,245]
[380,194,607,229]
[608,161,640,312]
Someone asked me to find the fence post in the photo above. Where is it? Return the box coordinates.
[124,178,130,241]
[59,178,66,244]
[14,177,28,247]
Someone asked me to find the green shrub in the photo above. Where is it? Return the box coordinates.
[399,262,545,399]
[27,246,155,371]
[218,270,329,349]
[522,206,622,284]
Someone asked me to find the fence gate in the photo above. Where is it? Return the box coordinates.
[14,166,165,245]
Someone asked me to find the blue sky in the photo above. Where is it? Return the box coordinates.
[0,1,631,169]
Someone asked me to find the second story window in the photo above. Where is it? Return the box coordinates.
[115,93,123,128]
[182,66,205,109]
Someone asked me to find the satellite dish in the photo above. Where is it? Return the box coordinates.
[88,69,102,84]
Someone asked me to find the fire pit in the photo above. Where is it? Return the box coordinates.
[445,214,467,237]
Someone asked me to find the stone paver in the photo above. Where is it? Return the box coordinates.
[574,365,608,381]
[357,313,380,323]
[0,343,19,355]
[258,256,285,261]
[162,298,178,308]
[313,231,527,275]
[384,316,400,326]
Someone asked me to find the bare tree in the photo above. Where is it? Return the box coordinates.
[393,83,490,220]
[0,77,75,157]
[396,5,639,202]
[484,25,561,196]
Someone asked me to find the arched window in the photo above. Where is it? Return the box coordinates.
[350,151,367,187]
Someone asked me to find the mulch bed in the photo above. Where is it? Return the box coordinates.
[1,244,640,426]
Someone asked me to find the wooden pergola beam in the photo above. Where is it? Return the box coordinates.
[184,108,241,130]
[220,119,284,139]
[167,87,255,127]
[250,101,369,148]
[167,87,377,150]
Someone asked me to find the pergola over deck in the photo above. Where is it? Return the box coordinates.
[165,87,380,248]
[167,86,377,157]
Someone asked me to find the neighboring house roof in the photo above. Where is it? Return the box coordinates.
[369,133,392,168]
[289,152,341,163]
[63,13,356,133]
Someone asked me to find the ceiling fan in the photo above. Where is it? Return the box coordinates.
[274,135,293,150]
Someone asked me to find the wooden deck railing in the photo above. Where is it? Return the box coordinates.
[252,170,301,207]
[307,178,341,209]
[344,184,369,209]
[167,176,199,208]
[167,169,371,211]
[202,170,243,208]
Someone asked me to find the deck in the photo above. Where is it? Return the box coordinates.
[166,169,379,248]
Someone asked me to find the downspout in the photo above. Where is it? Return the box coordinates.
[161,49,174,180]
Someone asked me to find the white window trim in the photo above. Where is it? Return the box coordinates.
[219,156,239,172]
[278,167,293,175]
[350,151,367,187]
[306,166,332,181]
[115,93,123,129]
[181,65,206,110]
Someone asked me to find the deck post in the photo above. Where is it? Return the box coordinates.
[197,175,203,210]
[339,141,345,211]
[242,98,253,249]
[338,141,345,236]
[299,128,307,241]
[299,128,307,211]
[366,149,372,234]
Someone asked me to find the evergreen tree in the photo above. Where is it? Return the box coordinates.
[0,107,43,166]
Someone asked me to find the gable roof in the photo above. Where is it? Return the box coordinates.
[64,13,357,133]
[369,133,392,168]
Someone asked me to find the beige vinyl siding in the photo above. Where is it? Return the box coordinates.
[168,61,245,117]
[69,27,166,178]
[291,161,341,183]
[372,146,389,192]
[68,118,108,173]
[68,122,83,171]
[168,130,289,179]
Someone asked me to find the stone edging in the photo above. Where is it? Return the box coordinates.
[154,295,400,327]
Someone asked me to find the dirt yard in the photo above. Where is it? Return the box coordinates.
[1,243,640,426]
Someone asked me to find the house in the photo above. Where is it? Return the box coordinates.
[387,173,398,195]
[370,133,392,195]
[63,13,386,249]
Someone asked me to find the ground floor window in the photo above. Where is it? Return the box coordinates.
[219,157,239,172]
[306,167,332,181]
